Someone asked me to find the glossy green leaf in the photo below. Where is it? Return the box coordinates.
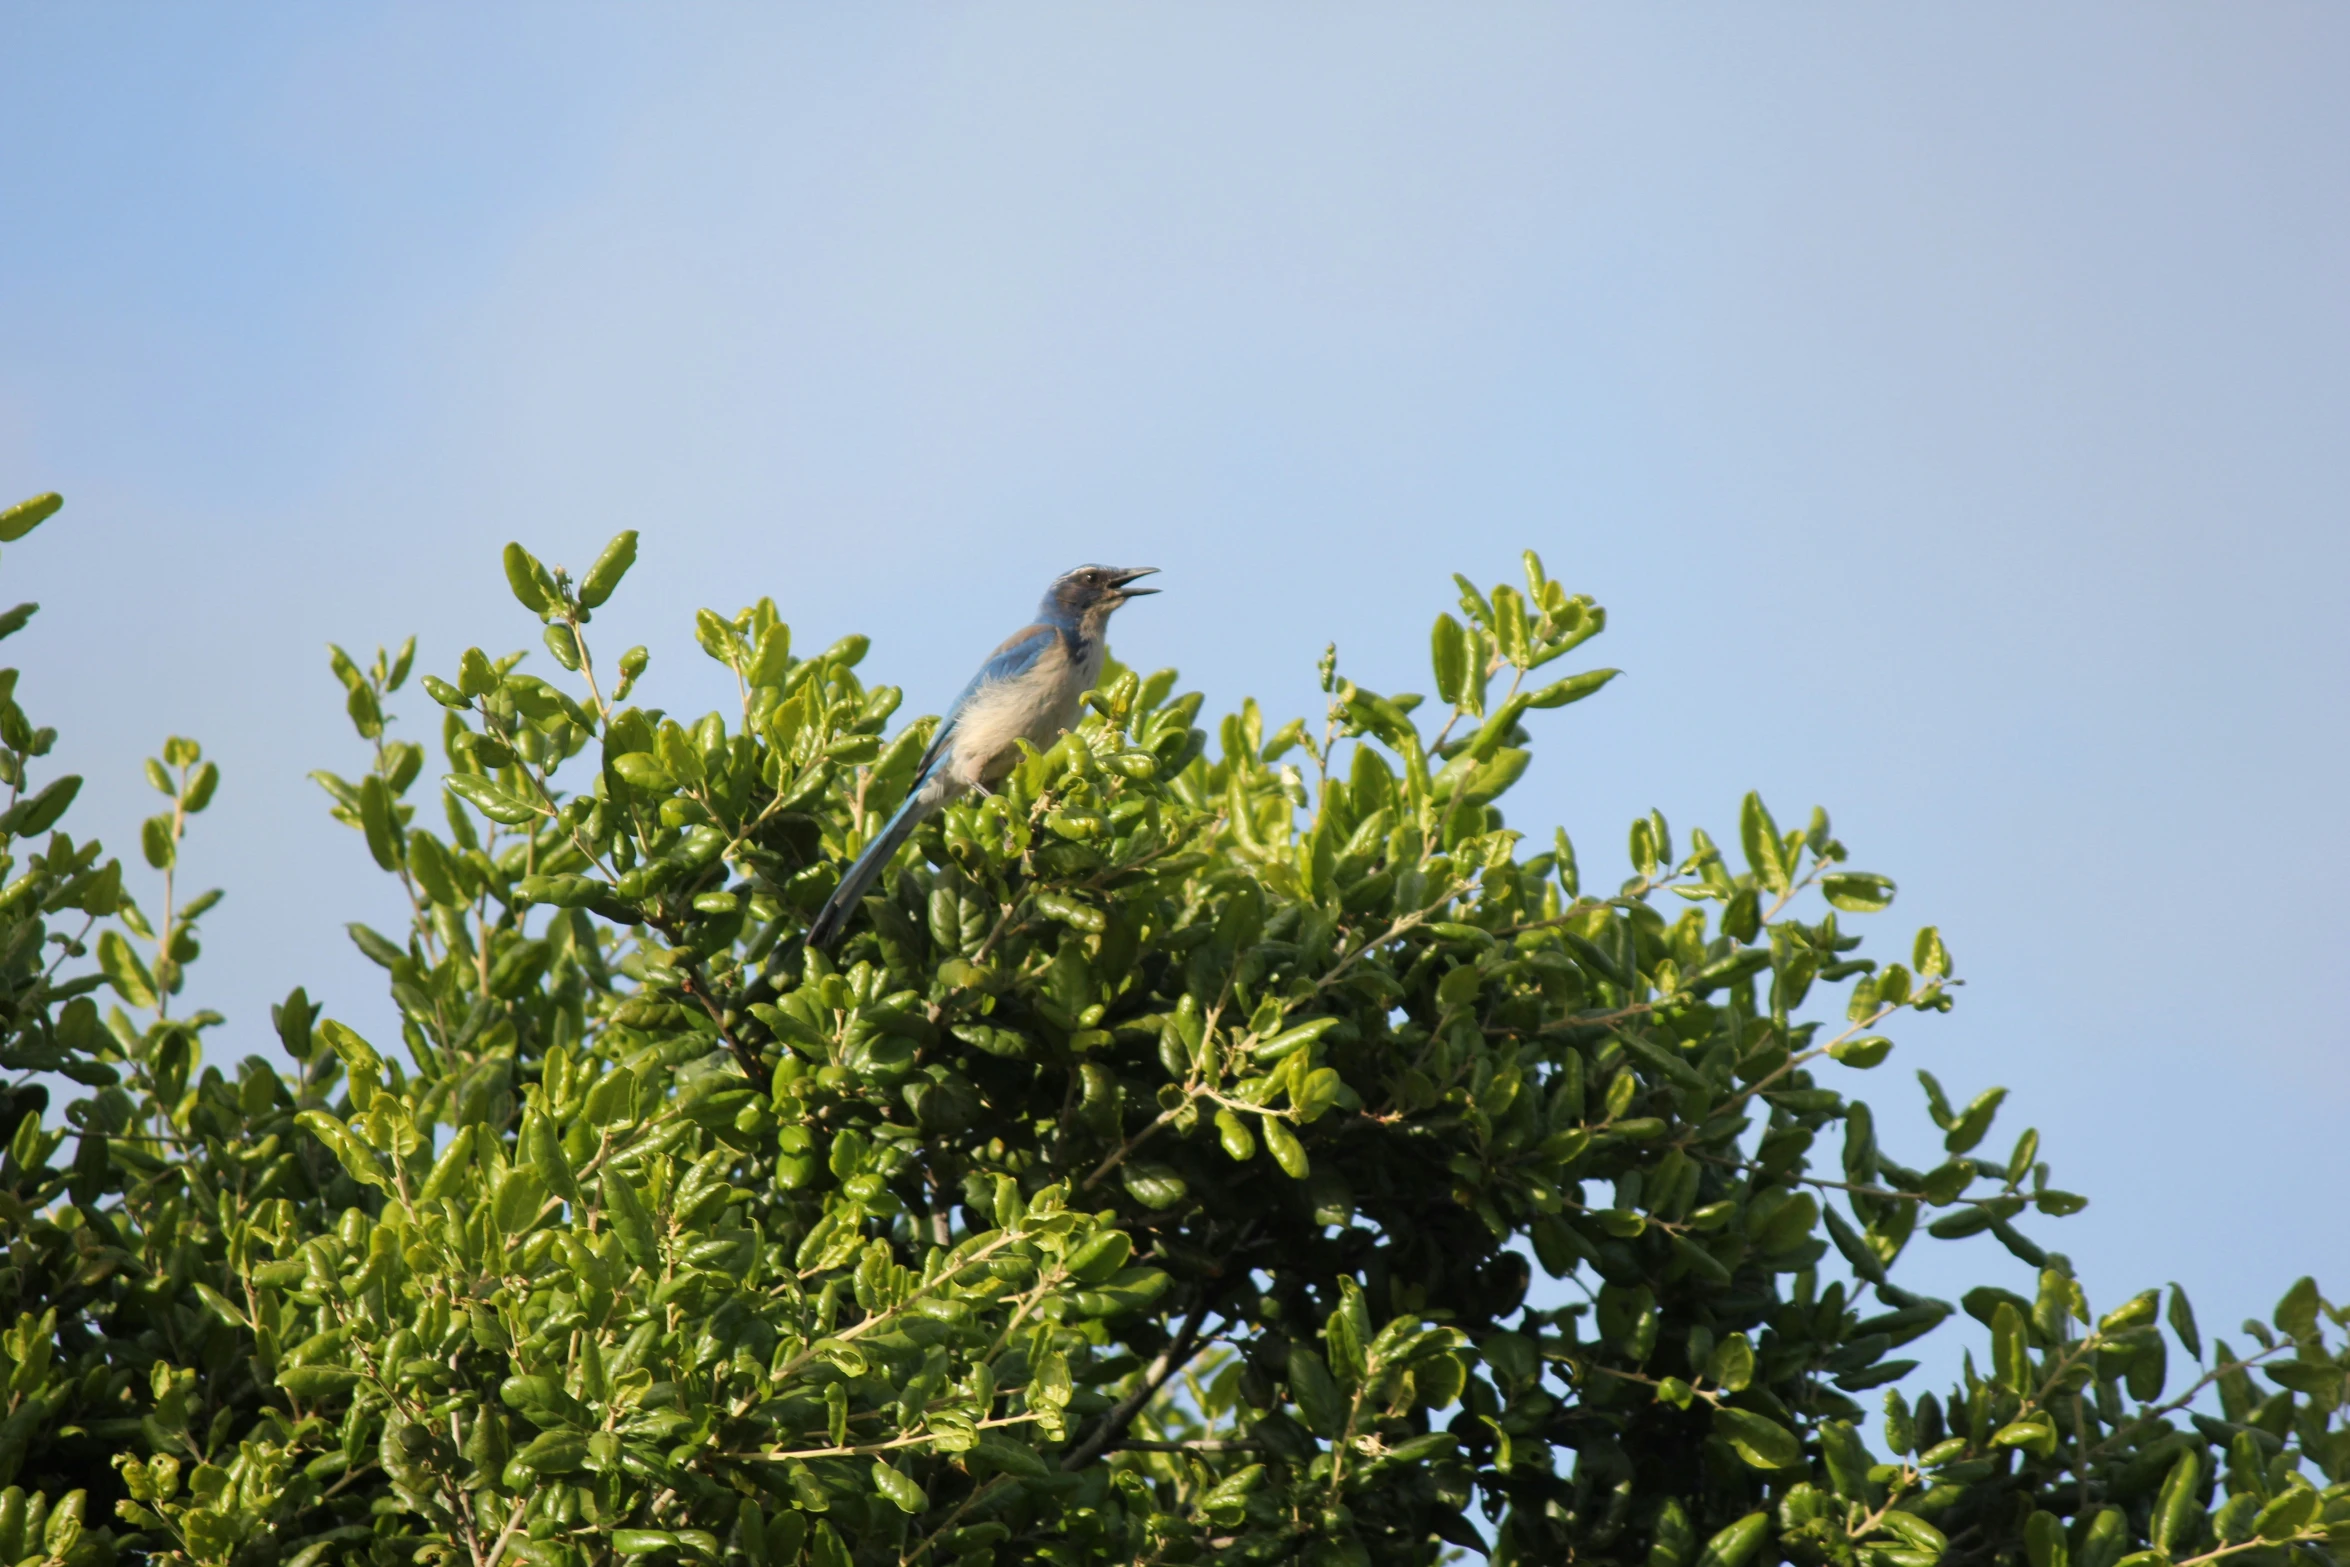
[0,492,61,542]
[2151,1449,2201,1553]
[445,774,540,825]
[869,1462,927,1515]
[1524,666,1619,709]
[1120,1161,1187,1210]
[578,531,639,610]
[1430,614,1469,705]
[1821,872,1896,912]
[1694,1513,1772,1567]
[503,542,554,614]
[1261,1116,1309,1178]
[1714,1407,1802,1470]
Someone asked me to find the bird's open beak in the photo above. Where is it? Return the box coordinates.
[1111,567,1160,596]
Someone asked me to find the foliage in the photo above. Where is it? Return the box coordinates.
[0,489,2343,1567]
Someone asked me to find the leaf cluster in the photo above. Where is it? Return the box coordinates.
[0,507,2341,1567]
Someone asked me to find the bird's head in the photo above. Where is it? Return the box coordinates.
[1042,565,1159,627]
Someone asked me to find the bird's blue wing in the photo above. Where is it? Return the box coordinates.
[910,624,1059,785]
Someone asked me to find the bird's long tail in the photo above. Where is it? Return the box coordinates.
[806,774,945,950]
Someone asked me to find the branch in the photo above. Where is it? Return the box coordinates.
[727,1413,1041,1464]
[671,959,768,1093]
[900,1475,1017,1567]
[478,1498,529,1567]
[1061,1295,1215,1471]
[1082,1099,1188,1192]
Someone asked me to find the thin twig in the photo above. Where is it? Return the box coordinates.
[1061,1295,1215,1471]
[900,1476,1017,1567]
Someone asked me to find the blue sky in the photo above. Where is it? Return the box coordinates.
[3,5,2344,1372]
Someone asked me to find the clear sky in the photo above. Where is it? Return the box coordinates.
[3,6,2344,1372]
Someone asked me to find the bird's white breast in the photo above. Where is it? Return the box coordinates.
[946,635,1093,789]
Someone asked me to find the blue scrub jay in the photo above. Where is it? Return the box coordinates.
[805,564,1159,950]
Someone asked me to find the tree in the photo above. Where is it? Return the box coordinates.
[0,489,2342,1567]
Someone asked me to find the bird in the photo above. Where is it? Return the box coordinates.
[804,564,1160,950]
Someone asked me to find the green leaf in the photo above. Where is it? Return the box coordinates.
[2252,1486,2318,1542]
[1695,1513,1772,1567]
[1292,1066,1343,1123]
[2274,1276,2321,1339]
[358,774,401,871]
[1882,1390,1916,1456]
[514,1430,588,1477]
[1830,1035,1894,1069]
[141,813,175,870]
[1991,1416,2057,1458]
[1824,1205,1887,1285]
[408,832,460,906]
[1713,1407,1802,1470]
[612,752,676,792]
[1707,1333,1755,1393]
[491,1164,543,1237]
[1943,1086,2007,1154]
[96,929,156,1008]
[748,622,792,688]
[1739,792,1788,894]
[1066,1230,1131,1285]
[1,774,81,837]
[1286,1343,1345,1437]
[458,647,499,697]
[190,1282,249,1329]
[2263,1360,2342,1404]
[1430,614,1469,705]
[971,1433,1051,1478]
[2151,1448,2201,1553]
[1491,584,1531,666]
[0,492,61,542]
[1917,1070,1956,1128]
[503,542,554,614]
[1215,1109,1257,1161]
[1821,872,1896,913]
[869,1461,927,1515]
[445,773,541,825]
[1990,1302,2029,1391]
[522,1108,581,1207]
[1261,1116,1309,1178]
[611,1532,675,1556]
[601,1167,660,1268]
[1120,1161,1188,1210]
[694,609,740,667]
[1253,1016,1342,1062]
[1883,1510,1949,1558]
[420,1125,478,1204]
[346,922,407,969]
[1524,666,1619,709]
[579,531,639,609]
[297,1110,391,1191]
[2025,1510,2068,1567]
[277,1365,360,1400]
[2166,1284,2202,1360]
